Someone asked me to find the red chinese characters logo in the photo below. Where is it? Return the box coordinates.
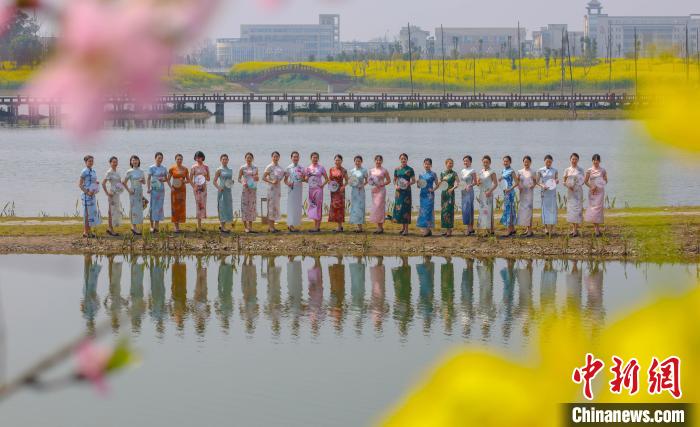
[572,353,605,400]
[648,356,682,399]
[573,355,682,400]
[609,356,640,395]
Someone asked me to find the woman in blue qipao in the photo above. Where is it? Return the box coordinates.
[79,155,101,237]
[460,155,478,236]
[416,158,438,237]
[499,155,519,236]
[147,152,168,233]
[349,155,369,232]
[537,154,559,236]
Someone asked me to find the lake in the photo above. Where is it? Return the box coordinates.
[0,254,697,426]
[0,116,697,217]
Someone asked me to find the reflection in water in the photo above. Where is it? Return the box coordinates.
[515,261,535,338]
[193,257,210,336]
[149,259,166,336]
[392,258,413,338]
[585,263,606,337]
[417,258,435,334]
[171,261,187,333]
[477,260,496,341]
[129,261,146,333]
[265,257,282,337]
[440,260,455,336]
[349,259,366,335]
[540,260,558,317]
[80,255,102,335]
[286,259,303,337]
[308,258,324,336]
[500,260,515,341]
[370,260,389,335]
[460,259,475,339]
[215,257,234,333]
[240,256,259,336]
[106,257,126,332]
[77,255,620,343]
[329,258,346,333]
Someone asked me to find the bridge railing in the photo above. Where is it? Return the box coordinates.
[0,93,649,105]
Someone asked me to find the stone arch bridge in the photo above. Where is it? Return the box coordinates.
[223,64,355,93]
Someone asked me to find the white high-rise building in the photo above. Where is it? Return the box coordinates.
[584,0,700,58]
[216,14,340,66]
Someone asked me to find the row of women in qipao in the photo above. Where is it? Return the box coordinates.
[398,152,608,238]
[78,150,608,237]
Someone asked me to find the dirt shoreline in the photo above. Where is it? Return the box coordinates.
[0,227,696,261]
[0,209,697,261]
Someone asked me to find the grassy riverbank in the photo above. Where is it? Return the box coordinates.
[0,207,697,262]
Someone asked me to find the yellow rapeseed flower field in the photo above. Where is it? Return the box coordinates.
[162,65,226,90]
[0,62,34,90]
[232,58,700,93]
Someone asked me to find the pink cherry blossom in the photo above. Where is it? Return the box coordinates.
[75,339,112,394]
[257,0,286,11]
[0,5,16,36]
[28,0,219,138]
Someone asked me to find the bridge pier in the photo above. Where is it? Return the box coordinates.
[242,102,251,123]
[287,102,295,114]
[48,104,61,123]
[354,101,361,111]
[28,103,39,118]
[374,102,384,111]
[309,102,318,111]
[331,102,339,112]
[265,102,274,122]
[28,103,40,124]
[215,102,224,116]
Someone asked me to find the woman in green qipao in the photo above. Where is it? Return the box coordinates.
[438,158,459,237]
[212,153,234,233]
[392,153,416,236]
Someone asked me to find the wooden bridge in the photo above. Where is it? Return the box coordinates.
[226,64,355,93]
[0,92,647,123]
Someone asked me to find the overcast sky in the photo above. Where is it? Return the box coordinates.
[206,0,699,40]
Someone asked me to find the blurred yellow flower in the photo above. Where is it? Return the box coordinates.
[381,287,699,426]
[638,83,700,153]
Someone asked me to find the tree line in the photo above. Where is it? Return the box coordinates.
[0,11,50,69]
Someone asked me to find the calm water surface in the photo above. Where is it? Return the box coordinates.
[0,254,697,426]
[0,117,698,216]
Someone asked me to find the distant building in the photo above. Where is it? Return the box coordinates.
[216,14,340,66]
[339,39,395,56]
[584,0,700,58]
[39,36,57,56]
[435,27,527,57]
[399,25,430,55]
[533,25,585,57]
